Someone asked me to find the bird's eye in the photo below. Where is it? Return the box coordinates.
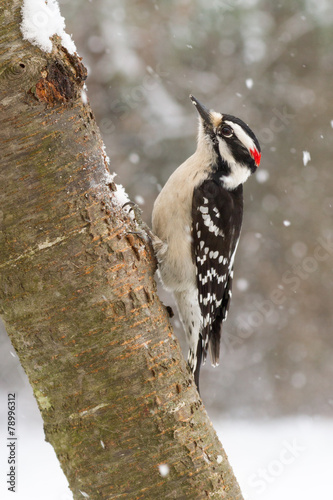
[221,125,233,138]
[221,125,234,137]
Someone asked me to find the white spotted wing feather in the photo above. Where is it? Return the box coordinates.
[192,179,243,369]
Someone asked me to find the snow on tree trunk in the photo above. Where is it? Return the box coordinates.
[0,1,244,498]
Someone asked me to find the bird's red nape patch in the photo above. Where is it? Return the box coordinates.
[250,148,261,167]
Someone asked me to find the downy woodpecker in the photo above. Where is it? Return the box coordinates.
[152,95,261,390]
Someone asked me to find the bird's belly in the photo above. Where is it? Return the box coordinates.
[155,235,196,293]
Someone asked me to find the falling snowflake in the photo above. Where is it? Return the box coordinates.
[256,169,269,184]
[158,464,170,477]
[245,78,253,89]
[134,195,145,205]
[302,151,311,166]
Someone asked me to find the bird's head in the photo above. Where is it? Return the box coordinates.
[190,94,261,190]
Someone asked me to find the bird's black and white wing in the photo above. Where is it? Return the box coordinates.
[192,179,242,377]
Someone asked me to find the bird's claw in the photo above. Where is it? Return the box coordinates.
[122,201,154,242]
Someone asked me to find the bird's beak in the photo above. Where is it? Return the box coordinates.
[190,94,212,126]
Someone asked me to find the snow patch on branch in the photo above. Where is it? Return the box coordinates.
[113,182,131,208]
[79,491,90,498]
[104,171,134,217]
[38,235,66,250]
[20,0,76,54]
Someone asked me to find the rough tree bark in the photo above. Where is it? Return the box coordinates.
[0,2,244,499]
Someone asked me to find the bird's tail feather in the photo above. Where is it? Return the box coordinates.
[193,339,203,393]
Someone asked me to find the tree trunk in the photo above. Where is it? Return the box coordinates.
[0,1,244,498]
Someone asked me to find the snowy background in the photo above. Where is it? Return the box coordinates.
[1,0,333,498]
